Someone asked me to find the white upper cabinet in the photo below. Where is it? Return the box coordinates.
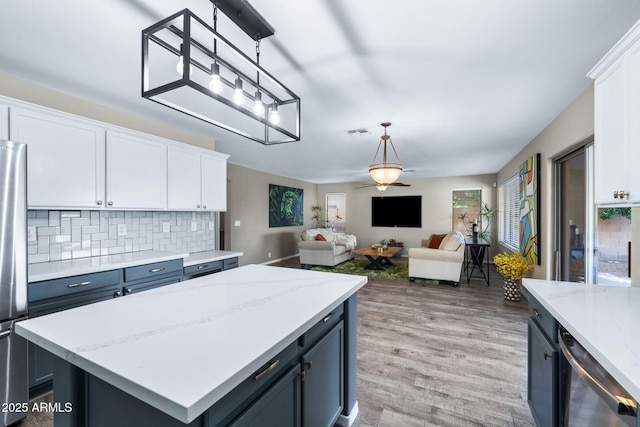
[167,145,228,211]
[589,20,640,205]
[9,106,105,209]
[106,130,167,210]
[167,145,201,210]
[201,152,227,212]
[0,105,8,139]
[1,97,228,211]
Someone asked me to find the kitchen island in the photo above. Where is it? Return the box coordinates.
[16,265,366,426]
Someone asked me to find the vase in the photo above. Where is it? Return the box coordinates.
[503,279,521,301]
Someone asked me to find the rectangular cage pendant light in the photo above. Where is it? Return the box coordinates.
[142,4,301,145]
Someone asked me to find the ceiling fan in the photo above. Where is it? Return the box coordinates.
[356,182,411,193]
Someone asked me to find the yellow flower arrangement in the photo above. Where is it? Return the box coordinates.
[493,251,532,281]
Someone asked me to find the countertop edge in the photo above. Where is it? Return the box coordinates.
[28,250,243,282]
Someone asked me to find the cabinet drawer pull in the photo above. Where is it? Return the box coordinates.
[108,201,114,206]
[124,287,133,295]
[197,265,209,269]
[68,281,92,288]
[0,330,10,340]
[323,312,334,322]
[149,267,166,273]
[97,200,103,206]
[254,360,279,381]
[543,351,549,360]
[532,308,540,317]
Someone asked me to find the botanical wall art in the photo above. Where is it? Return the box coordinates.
[269,184,304,227]
[519,153,540,265]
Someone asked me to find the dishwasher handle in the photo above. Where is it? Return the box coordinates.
[558,330,637,417]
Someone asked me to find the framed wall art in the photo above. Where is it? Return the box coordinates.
[269,184,304,227]
[519,153,541,265]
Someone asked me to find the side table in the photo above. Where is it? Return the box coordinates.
[464,238,490,286]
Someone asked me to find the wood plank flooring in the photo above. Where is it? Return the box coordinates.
[279,256,535,427]
[20,257,535,427]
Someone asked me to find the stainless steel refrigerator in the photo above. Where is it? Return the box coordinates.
[0,140,28,427]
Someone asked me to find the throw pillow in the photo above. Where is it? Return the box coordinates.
[440,233,462,251]
[316,233,327,241]
[428,234,446,249]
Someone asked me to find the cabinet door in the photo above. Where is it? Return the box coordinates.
[528,318,558,427]
[594,58,630,205]
[0,104,8,139]
[628,39,640,201]
[167,145,202,210]
[201,153,227,211]
[106,130,167,209]
[301,321,344,427]
[228,365,301,427]
[10,106,105,208]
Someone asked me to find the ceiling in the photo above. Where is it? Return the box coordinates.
[2,1,640,184]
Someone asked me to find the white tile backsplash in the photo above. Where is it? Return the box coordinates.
[27,210,217,264]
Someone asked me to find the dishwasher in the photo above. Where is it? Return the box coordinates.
[558,329,637,427]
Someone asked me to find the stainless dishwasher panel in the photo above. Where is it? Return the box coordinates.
[559,330,637,427]
[0,318,28,427]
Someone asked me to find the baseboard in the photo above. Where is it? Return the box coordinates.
[261,254,299,265]
[335,401,359,427]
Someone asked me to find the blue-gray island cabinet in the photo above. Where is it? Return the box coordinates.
[16,265,366,427]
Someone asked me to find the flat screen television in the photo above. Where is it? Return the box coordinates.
[372,195,422,228]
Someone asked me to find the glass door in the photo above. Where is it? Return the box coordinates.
[555,143,630,285]
[555,147,588,282]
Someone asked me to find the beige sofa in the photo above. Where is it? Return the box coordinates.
[298,228,357,269]
[408,231,466,286]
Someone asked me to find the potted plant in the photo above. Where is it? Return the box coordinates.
[310,205,324,228]
[493,251,533,301]
[458,203,497,242]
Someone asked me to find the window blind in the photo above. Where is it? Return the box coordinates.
[498,174,520,251]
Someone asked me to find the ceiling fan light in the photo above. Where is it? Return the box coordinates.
[376,184,388,193]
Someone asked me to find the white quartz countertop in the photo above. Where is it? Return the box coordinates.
[523,278,640,401]
[16,265,367,423]
[183,250,243,267]
[28,249,243,282]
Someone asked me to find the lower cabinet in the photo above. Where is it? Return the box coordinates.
[28,259,183,398]
[301,322,344,427]
[228,365,301,427]
[528,317,558,427]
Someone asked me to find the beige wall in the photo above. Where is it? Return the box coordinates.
[0,75,215,150]
[496,84,607,280]
[317,174,498,253]
[226,164,318,266]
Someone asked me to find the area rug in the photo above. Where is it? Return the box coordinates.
[311,258,437,284]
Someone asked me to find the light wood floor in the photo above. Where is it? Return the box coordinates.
[21,257,534,427]
[280,257,535,427]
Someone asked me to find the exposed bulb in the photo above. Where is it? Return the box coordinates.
[233,78,245,105]
[176,45,193,77]
[269,104,280,125]
[253,92,265,116]
[208,63,223,94]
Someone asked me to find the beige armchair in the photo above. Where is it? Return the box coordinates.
[298,228,356,269]
[408,231,466,286]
